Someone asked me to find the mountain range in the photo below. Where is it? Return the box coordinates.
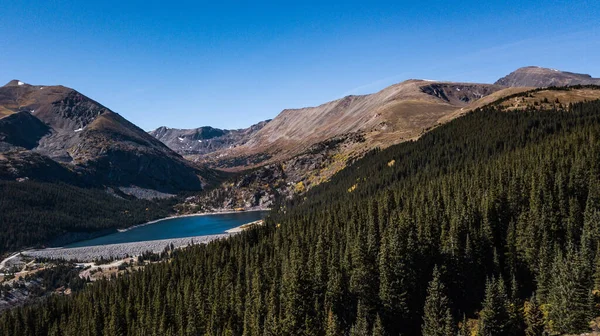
[153,66,600,165]
[149,120,270,156]
[7,79,600,335]
[148,66,600,210]
[1,66,599,203]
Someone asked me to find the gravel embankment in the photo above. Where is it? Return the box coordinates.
[22,234,230,261]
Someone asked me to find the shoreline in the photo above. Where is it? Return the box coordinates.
[22,234,232,261]
[117,207,270,232]
[225,219,265,233]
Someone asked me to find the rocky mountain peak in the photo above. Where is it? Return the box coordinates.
[4,80,27,87]
[495,66,600,87]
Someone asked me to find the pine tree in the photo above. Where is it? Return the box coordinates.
[459,315,470,336]
[594,244,600,291]
[422,266,455,336]
[506,275,523,335]
[372,314,386,336]
[350,301,370,336]
[325,308,342,336]
[547,246,592,334]
[351,227,378,311]
[477,277,509,336]
[444,309,456,336]
[106,300,125,336]
[523,294,544,336]
[185,295,199,336]
[379,224,409,330]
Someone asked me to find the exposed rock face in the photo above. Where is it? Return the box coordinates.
[183,133,371,211]
[420,83,500,105]
[149,120,270,155]
[495,66,600,87]
[0,80,208,192]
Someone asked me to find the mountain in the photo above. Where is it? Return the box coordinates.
[0,80,209,193]
[203,80,505,168]
[179,80,510,210]
[149,120,270,156]
[157,67,600,175]
[176,70,600,211]
[495,66,600,87]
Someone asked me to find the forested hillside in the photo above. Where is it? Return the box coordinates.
[0,182,175,255]
[3,91,600,335]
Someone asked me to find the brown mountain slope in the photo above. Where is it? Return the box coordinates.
[0,80,77,119]
[495,66,600,87]
[201,80,505,169]
[183,80,508,211]
[182,85,600,212]
[0,80,211,193]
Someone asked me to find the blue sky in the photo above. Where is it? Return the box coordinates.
[1,1,598,130]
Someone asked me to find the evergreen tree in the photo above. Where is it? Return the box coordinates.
[477,277,510,336]
[458,315,470,336]
[523,294,544,336]
[350,301,370,336]
[372,314,386,336]
[422,266,455,336]
[379,223,410,331]
[325,309,343,336]
[547,246,592,334]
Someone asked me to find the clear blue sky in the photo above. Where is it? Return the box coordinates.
[1,1,598,130]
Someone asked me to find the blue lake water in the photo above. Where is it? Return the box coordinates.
[65,211,267,248]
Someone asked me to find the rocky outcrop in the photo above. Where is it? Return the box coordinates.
[420,83,502,105]
[181,132,368,212]
[181,164,286,212]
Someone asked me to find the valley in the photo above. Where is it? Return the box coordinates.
[2,67,600,335]
[4,89,600,335]
[2,67,600,255]
[4,2,600,334]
